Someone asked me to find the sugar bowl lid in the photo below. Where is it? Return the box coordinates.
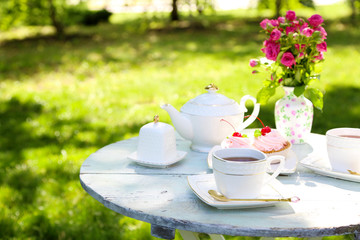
[180,84,245,116]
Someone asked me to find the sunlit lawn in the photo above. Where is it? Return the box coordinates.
[1,3,359,239]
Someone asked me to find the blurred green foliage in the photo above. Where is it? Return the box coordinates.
[0,0,112,35]
[0,3,359,239]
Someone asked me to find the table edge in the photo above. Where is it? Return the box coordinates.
[79,173,360,238]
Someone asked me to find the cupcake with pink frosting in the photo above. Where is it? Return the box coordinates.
[221,132,253,149]
[220,119,254,149]
[253,127,291,157]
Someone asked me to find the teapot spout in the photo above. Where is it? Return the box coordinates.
[161,104,193,140]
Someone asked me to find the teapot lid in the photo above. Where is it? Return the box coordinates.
[180,84,246,116]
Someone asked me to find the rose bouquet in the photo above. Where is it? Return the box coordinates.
[250,10,327,110]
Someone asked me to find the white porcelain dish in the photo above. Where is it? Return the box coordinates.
[299,154,360,183]
[128,151,187,168]
[187,174,287,209]
[161,84,260,152]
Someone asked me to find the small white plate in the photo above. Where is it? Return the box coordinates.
[187,174,288,209]
[128,151,187,168]
[299,155,360,183]
[207,146,297,175]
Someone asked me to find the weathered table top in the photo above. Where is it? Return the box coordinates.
[80,133,360,239]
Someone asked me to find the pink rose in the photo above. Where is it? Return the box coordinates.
[299,22,308,32]
[278,17,285,23]
[278,78,283,83]
[263,41,281,61]
[295,44,306,52]
[260,19,270,30]
[270,28,282,41]
[281,52,296,67]
[269,19,279,27]
[286,26,296,35]
[314,52,324,61]
[286,11,296,21]
[292,20,300,28]
[301,27,314,37]
[308,14,324,27]
[316,42,327,52]
[249,59,259,67]
[314,26,327,39]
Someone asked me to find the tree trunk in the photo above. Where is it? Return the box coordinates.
[48,0,64,37]
[275,0,282,18]
[349,0,356,26]
[170,0,179,21]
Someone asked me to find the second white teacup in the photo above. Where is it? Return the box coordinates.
[326,128,360,173]
[212,148,285,199]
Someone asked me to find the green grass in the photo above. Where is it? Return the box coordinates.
[1,3,359,239]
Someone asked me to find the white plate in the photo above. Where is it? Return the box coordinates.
[187,174,288,209]
[299,154,360,183]
[128,151,187,168]
[207,146,297,175]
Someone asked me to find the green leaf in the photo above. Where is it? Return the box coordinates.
[256,85,276,105]
[284,78,294,86]
[304,87,324,111]
[294,85,305,97]
[276,51,285,62]
[280,46,291,51]
[254,129,262,137]
[295,69,301,83]
[312,31,321,38]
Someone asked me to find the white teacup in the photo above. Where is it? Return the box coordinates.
[326,128,360,173]
[212,148,285,199]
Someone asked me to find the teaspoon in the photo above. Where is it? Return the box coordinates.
[208,190,300,203]
[348,170,360,176]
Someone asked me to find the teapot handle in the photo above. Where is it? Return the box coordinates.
[236,95,260,132]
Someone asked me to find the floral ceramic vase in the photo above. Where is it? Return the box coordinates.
[275,87,313,144]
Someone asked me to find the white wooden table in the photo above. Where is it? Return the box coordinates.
[80,133,360,240]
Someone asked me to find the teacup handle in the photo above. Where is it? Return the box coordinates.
[264,155,285,185]
[237,95,260,132]
[207,145,222,169]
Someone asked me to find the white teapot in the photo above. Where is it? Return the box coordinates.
[161,84,260,152]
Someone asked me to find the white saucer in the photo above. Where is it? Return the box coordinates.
[207,146,297,176]
[187,174,288,209]
[128,151,187,168]
[299,154,360,183]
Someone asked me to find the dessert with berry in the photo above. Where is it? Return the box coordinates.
[251,117,291,157]
[220,119,253,149]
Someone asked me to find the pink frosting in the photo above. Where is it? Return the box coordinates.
[222,136,253,149]
[253,130,288,152]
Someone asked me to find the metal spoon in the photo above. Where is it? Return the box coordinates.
[348,170,360,176]
[208,190,300,203]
